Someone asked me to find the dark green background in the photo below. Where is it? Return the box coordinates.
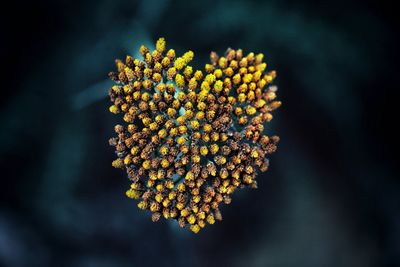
[1,0,398,266]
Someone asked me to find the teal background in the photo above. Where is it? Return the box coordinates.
[0,0,398,266]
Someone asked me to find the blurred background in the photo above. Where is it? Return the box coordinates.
[1,0,399,266]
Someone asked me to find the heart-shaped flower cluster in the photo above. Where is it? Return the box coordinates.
[108,38,281,233]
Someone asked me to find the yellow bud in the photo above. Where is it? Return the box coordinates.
[175,73,185,88]
[183,50,194,63]
[232,74,241,84]
[205,74,216,84]
[220,168,229,179]
[115,59,125,70]
[126,189,140,199]
[112,85,122,93]
[168,192,176,200]
[139,45,149,56]
[190,120,200,130]
[191,155,200,163]
[142,160,151,169]
[167,108,177,117]
[152,73,162,83]
[220,133,228,142]
[238,93,246,102]
[253,71,262,81]
[210,144,219,154]
[180,208,189,217]
[155,193,163,203]
[166,180,174,190]
[158,129,167,139]
[198,220,206,228]
[211,132,219,142]
[147,180,155,187]
[197,101,206,111]
[255,53,264,63]
[206,214,215,224]
[256,62,267,72]
[258,79,267,89]
[162,199,170,207]
[243,73,253,84]
[214,69,223,78]
[141,92,150,101]
[187,214,196,224]
[178,125,187,134]
[177,136,186,145]
[167,49,175,59]
[203,124,212,133]
[188,78,197,91]
[194,70,203,81]
[111,159,124,168]
[176,202,185,210]
[137,201,146,209]
[177,183,185,192]
[149,171,157,180]
[176,116,186,125]
[161,57,170,68]
[124,155,131,165]
[149,202,159,212]
[166,67,177,80]
[190,224,201,233]
[246,106,257,115]
[193,195,201,203]
[133,91,141,100]
[200,81,210,91]
[214,80,223,92]
[156,37,166,53]
[124,67,134,82]
[174,57,186,70]
[142,117,151,126]
[229,60,238,69]
[185,171,195,181]
[130,182,140,190]
[224,67,234,77]
[205,63,214,73]
[200,146,208,156]
[197,212,206,220]
[156,169,165,179]
[196,111,205,120]
[123,85,133,94]
[218,57,227,68]
[161,158,169,168]
[269,101,281,110]
[183,66,193,77]
[202,133,210,143]
[238,116,247,124]
[254,99,266,108]
[159,145,169,155]
[149,122,158,131]
[109,105,119,114]
[215,155,226,165]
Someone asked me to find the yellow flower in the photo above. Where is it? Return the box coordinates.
[108,37,281,234]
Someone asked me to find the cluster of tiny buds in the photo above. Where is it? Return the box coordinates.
[108,37,281,233]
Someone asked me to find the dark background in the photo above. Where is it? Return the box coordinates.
[1,0,399,266]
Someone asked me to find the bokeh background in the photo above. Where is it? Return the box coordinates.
[1,0,399,266]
